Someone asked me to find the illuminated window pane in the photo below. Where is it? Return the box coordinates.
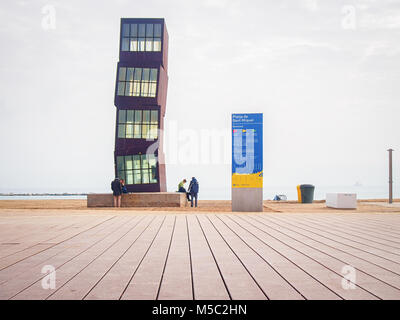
[126,171,133,185]
[133,170,141,184]
[141,82,149,96]
[122,38,129,51]
[146,24,153,37]
[150,69,158,82]
[142,169,150,184]
[122,24,130,36]
[126,82,134,96]
[130,38,138,51]
[138,38,145,51]
[151,110,158,123]
[134,124,141,138]
[118,124,125,138]
[132,82,140,96]
[132,155,140,170]
[117,156,124,171]
[119,67,126,81]
[134,68,142,81]
[143,110,150,123]
[153,39,161,51]
[135,110,142,122]
[145,39,153,51]
[117,82,125,96]
[154,24,161,37]
[150,124,158,139]
[142,124,149,139]
[141,155,149,168]
[139,24,146,37]
[125,156,133,170]
[127,110,134,123]
[126,68,134,81]
[150,83,157,97]
[126,124,133,138]
[131,24,137,36]
[142,68,150,81]
[119,110,126,123]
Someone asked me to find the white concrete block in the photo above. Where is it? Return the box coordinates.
[326,193,357,209]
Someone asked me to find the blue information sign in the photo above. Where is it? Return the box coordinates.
[232,113,263,188]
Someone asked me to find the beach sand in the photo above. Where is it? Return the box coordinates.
[0,199,398,216]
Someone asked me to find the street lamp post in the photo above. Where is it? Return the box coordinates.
[388,149,394,204]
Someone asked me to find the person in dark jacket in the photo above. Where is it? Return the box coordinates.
[188,177,199,208]
[111,178,123,207]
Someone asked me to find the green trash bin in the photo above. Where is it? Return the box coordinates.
[297,184,315,203]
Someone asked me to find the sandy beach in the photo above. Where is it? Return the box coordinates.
[0,199,398,216]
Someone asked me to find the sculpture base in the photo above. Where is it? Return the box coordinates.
[87,192,188,208]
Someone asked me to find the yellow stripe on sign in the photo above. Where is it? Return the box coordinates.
[232,171,263,188]
[297,185,302,203]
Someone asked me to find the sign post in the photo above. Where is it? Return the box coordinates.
[232,113,263,212]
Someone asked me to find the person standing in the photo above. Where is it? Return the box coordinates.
[111,178,123,207]
[188,177,199,208]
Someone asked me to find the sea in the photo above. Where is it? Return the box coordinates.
[0,185,395,201]
[0,195,87,200]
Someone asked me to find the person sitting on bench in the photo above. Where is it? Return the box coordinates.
[178,179,190,201]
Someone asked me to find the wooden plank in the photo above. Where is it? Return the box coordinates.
[85,215,165,300]
[347,214,400,231]
[233,215,378,300]
[209,215,303,300]
[0,216,111,270]
[15,216,150,300]
[196,215,266,300]
[301,215,400,248]
[257,215,400,288]
[186,215,229,300]
[0,216,70,243]
[220,214,340,300]
[0,216,117,281]
[265,215,400,273]
[247,215,400,299]
[0,216,91,258]
[0,216,131,299]
[158,215,193,300]
[312,214,400,237]
[121,215,176,300]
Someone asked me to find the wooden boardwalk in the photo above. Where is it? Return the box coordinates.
[0,212,400,300]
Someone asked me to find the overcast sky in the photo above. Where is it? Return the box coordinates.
[0,0,399,199]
